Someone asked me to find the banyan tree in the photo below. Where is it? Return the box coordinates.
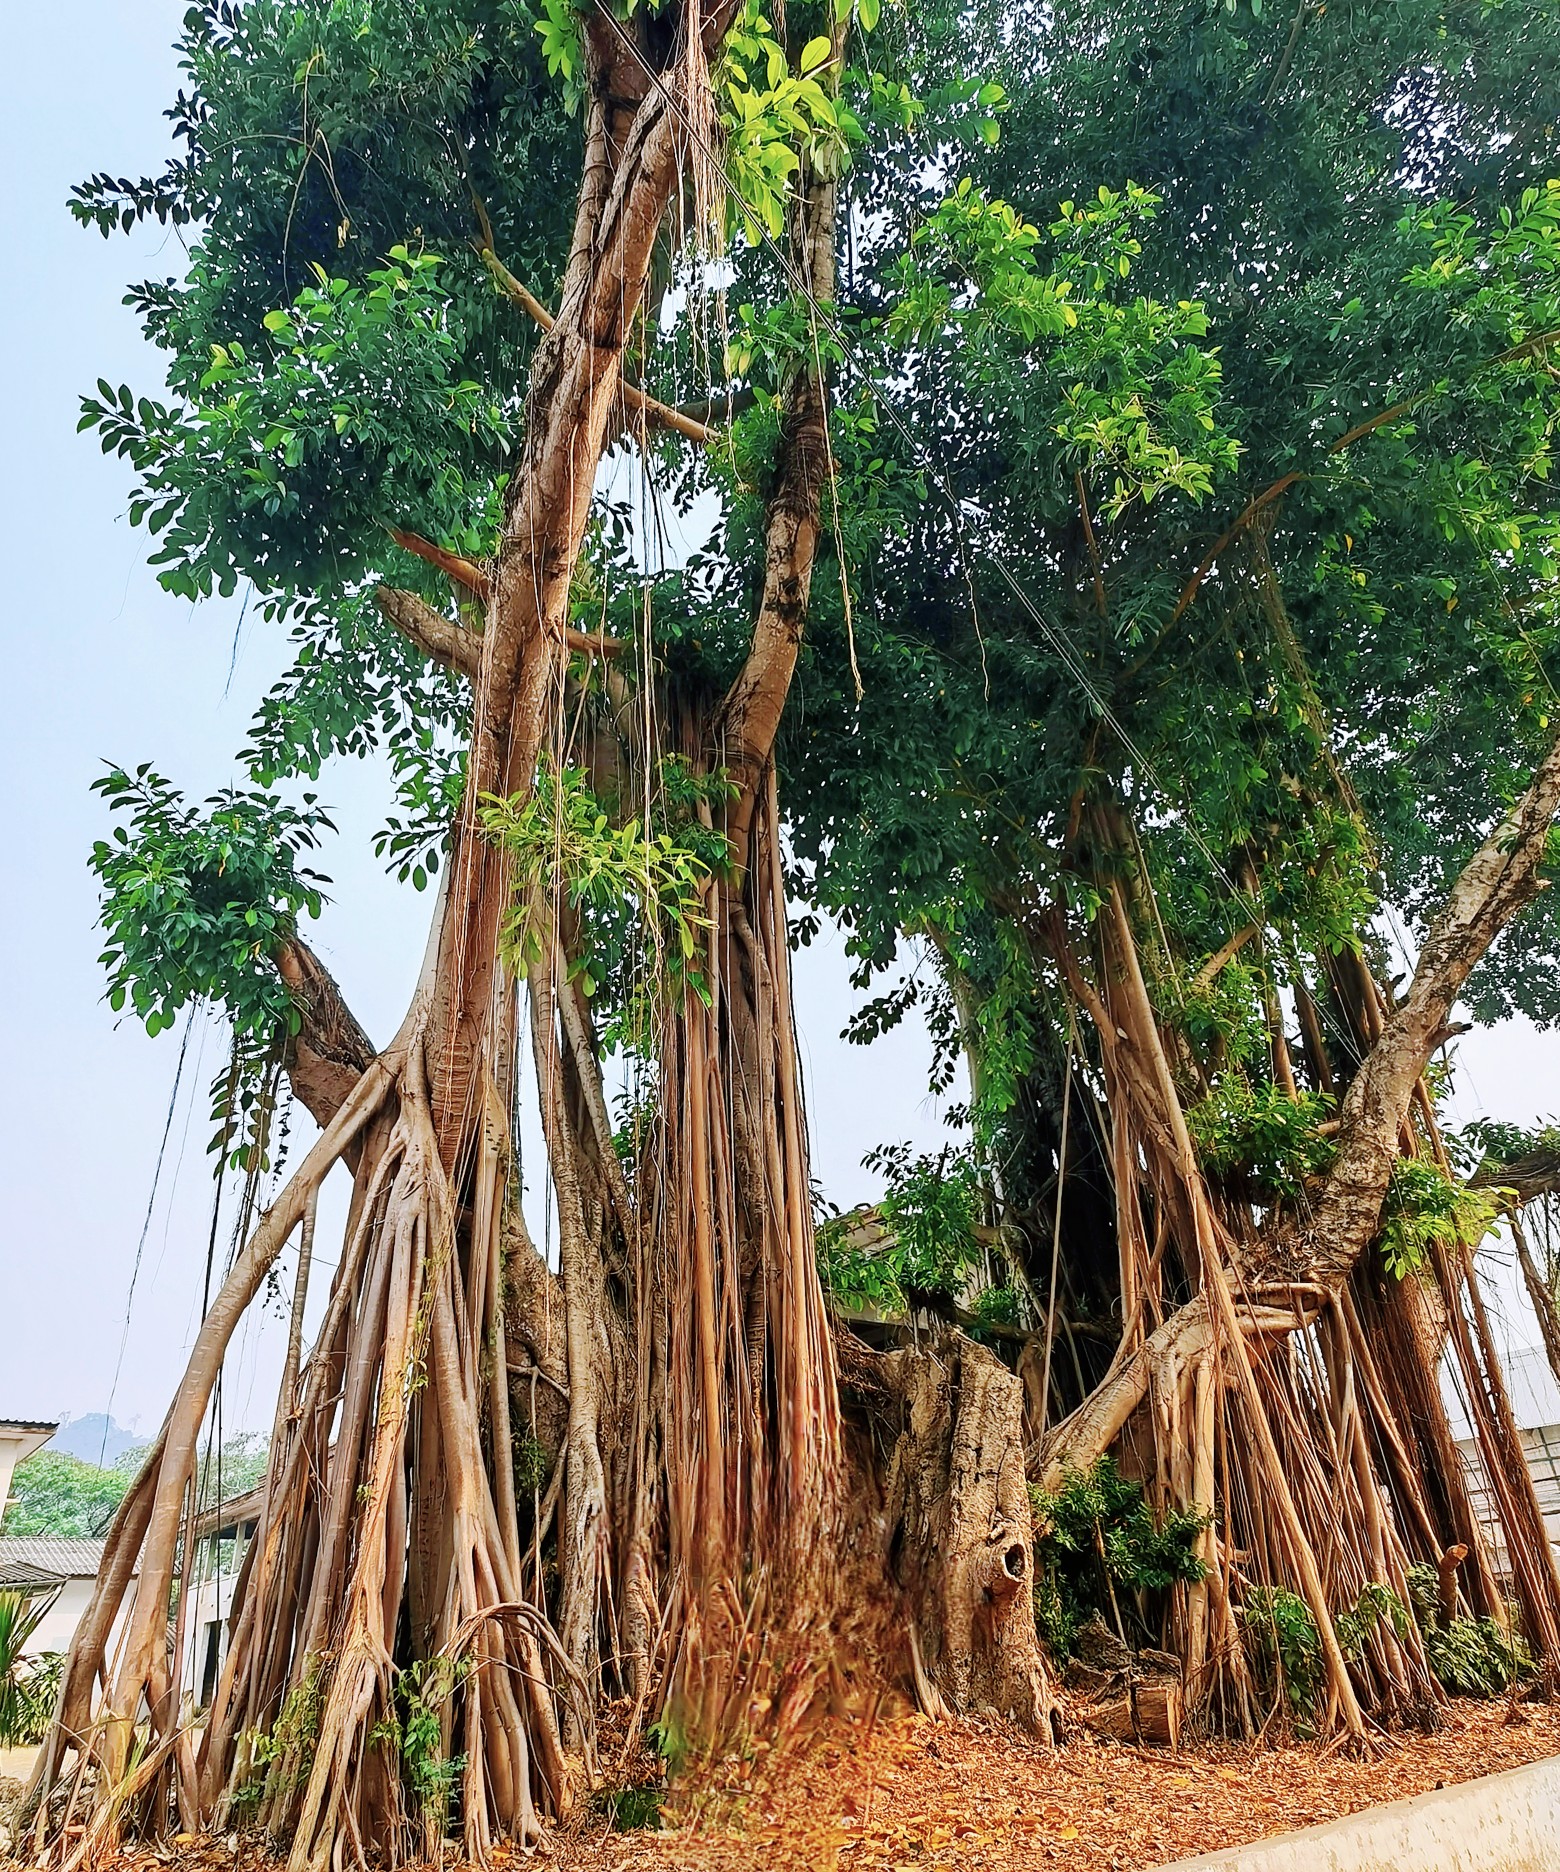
[26,0,1560,1860]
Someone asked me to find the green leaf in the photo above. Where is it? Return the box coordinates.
[799,34,832,75]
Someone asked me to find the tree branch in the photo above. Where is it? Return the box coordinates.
[375,585,482,680]
[380,544,626,660]
[1293,727,1560,1285]
[1042,728,1560,1483]
[1473,1143,1560,1205]
[275,937,378,1132]
[476,244,714,447]
[1171,329,1560,624]
[715,37,846,866]
[1189,921,1261,993]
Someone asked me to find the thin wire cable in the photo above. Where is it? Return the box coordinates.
[1037,1011,1076,1435]
[100,1006,196,1465]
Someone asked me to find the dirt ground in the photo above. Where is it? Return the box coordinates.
[559,1694,1560,1871]
[4,1697,1556,1871]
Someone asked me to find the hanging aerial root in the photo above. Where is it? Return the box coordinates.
[28,1046,402,1852]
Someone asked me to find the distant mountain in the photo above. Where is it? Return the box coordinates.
[50,1413,147,1466]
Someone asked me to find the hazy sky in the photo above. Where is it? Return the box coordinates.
[1,2,1554,1443]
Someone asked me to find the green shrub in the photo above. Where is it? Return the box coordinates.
[1242,1587,1325,1726]
[1186,1080,1335,1198]
[595,1784,662,1830]
[1378,1160,1501,1281]
[1031,1458,1208,1657]
[0,1592,63,1746]
[1405,1564,1534,1695]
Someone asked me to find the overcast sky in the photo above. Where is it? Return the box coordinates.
[1,2,1553,1443]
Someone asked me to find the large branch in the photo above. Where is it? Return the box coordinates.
[275,937,378,1131]
[382,541,625,661]
[1472,1141,1560,1205]
[1043,729,1560,1483]
[375,584,482,680]
[1292,727,1560,1286]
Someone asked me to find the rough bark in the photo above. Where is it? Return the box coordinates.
[841,1331,1054,1729]
[34,14,734,1862]
[275,938,377,1131]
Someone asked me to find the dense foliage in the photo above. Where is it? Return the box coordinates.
[1,1452,138,1539]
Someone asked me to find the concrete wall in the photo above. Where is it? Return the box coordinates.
[1154,1753,1560,1872]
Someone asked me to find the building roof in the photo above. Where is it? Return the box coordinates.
[0,1421,59,1436]
[0,1537,130,1580]
[194,1484,265,1541]
[0,1558,65,1594]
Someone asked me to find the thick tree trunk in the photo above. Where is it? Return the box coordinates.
[870,1334,1054,1728]
[32,15,735,1865]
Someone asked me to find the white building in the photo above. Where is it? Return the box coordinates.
[0,1421,57,1522]
[0,1537,134,1658]
[181,1487,262,1707]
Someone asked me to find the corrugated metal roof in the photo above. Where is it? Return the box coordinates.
[0,1420,58,1435]
[0,1537,131,1579]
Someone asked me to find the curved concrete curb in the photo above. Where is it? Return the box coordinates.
[1152,1751,1560,1871]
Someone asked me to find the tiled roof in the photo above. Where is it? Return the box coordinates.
[0,1420,58,1435]
[0,1537,131,1579]
[0,1558,64,1593]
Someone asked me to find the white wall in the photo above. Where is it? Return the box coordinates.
[26,1577,94,1659]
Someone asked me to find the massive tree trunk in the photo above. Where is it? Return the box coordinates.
[29,11,1045,1864]
[846,1332,1054,1727]
[30,14,739,1864]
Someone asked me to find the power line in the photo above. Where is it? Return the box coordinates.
[100,1006,197,1465]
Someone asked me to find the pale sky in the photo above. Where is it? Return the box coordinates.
[0,2,1552,1442]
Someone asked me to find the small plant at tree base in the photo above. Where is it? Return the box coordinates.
[1245,1581,1428,1728]
[646,1710,688,1777]
[235,1660,330,1811]
[1335,1581,1410,1660]
[1405,1565,1535,1696]
[594,1784,663,1831]
[1030,1458,1208,1658]
[1242,1587,1324,1730]
[369,1658,470,1839]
